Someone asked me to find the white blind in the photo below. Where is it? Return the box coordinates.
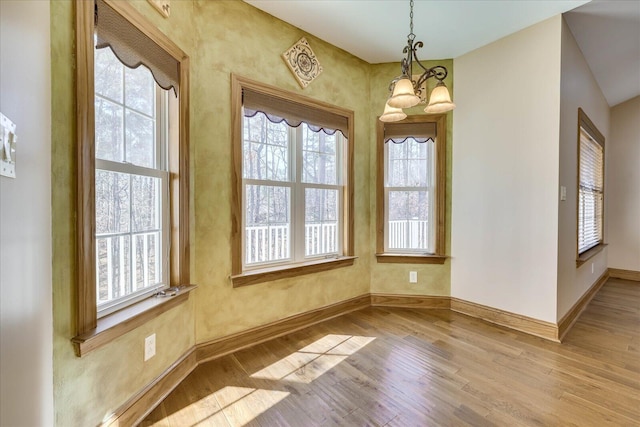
[578,128,604,254]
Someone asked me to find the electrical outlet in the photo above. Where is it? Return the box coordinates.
[409,271,418,283]
[144,334,156,361]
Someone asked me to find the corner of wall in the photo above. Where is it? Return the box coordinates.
[557,13,610,321]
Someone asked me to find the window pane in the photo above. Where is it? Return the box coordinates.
[131,175,160,232]
[125,65,155,116]
[387,140,428,187]
[133,232,161,291]
[95,97,124,162]
[96,235,131,306]
[245,185,290,264]
[96,170,130,234]
[408,159,428,187]
[388,190,429,250]
[243,114,289,181]
[303,152,337,185]
[125,109,155,168]
[302,126,337,185]
[578,128,604,253]
[95,47,123,103]
[305,188,339,256]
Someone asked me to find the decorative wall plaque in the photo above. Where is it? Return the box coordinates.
[148,0,170,18]
[282,38,323,89]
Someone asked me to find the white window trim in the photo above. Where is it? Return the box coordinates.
[94,66,171,317]
[383,139,436,254]
[241,123,345,271]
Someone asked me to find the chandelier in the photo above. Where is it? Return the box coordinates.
[380,0,456,122]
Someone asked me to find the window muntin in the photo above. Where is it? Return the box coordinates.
[94,45,170,317]
[578,125,604,254]
[242,112,344,269]
[384,138,435,253]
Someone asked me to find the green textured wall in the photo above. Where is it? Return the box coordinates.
[50,0,452,425]
[368,62,454,296]
[185,0,372,342]
[51,1,196,425]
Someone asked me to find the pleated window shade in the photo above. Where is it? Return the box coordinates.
[383,122,436,144]
[242,88,348,137]
[95,0,179,95]
[578,128,604,254]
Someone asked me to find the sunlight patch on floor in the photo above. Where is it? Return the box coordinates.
[251,334,376,382]
[212,386,290,426]
[145,334,376,426]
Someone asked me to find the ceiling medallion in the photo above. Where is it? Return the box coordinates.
[282,37,323,89]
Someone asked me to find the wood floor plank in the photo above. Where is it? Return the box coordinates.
[142,280,640,426]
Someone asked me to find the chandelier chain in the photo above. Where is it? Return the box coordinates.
[409,0,414,37]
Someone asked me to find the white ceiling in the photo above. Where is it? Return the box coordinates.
[565,0,640,106]
[245,0,640,107]
[245,0,589,62]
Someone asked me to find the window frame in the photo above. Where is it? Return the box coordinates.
[230,75,355,287]
[241,120,345,270]
[376,115,447,264]
[576,108,606,267]
[94,60,170,318]
[73,0,191,355]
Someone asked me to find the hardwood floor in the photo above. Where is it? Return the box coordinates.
[140,279,640,426]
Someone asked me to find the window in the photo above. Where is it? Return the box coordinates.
[94,46,169,317]
[376,115,446,263]
[74,0,190,351]
[577,108,605,260]
[231,75,354,286]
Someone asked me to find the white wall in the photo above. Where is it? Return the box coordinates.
[607,96,640,272]
[0,1,54,426]
[557,18,610,320]
[451,16,562,323]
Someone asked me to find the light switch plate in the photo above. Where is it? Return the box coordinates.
[148,0,170,18]
[560,185,567,201]
[0,112,17,179]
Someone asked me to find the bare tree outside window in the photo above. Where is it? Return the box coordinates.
[385,138,434,252]
[242,112,343,267]
[94,45,168,316]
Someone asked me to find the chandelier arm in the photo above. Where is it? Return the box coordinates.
[401,36,415,77]
[414,65,448,90]
[429,65,449,81]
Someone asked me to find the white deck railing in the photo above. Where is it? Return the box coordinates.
[305,223,338,256]
[96,231,160,303]
[245,224,291,264]
[245,222,339,264]
[388,219,429,250]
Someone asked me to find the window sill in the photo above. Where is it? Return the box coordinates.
[576,243,607,267]
[231,256,357,288]
[375,253,447,264]
[71,284,197,357]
